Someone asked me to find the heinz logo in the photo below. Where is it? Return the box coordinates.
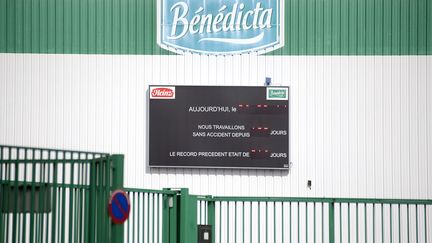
[157,0,284,55]
[150,87,176,99]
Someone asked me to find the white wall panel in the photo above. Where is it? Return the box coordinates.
[0,53,431,199]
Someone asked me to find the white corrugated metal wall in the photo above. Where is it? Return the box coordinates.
[1,53,431,199]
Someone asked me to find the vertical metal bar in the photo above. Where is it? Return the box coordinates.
[356,203,358,243]
[21,149,28,243]
[12,149,19,242]
[407,204,410,243]
[133,193,136,243]
[235,202,237,243]
[0,147,3,242]
[249,202,253,242]
[250,202,252,243]
[348,204,351,243]
[382,204,384,243]
[416,205,418,243]
[258,202,261,243]
[107,156,112,243]
[266,202,268,243]
[88,155,96,242]
[373,204,375,243]
[365,203,368,243]
[156,194,159,243]
[329,202,335,243]
[74,155,79,243]
[100,157,103,243]
[305,202,309,243]
[30,150,39,242]
[208,200,216,243]
[424,205,427,243]
[322,203,324,243]
[390,204,393,243]
[298,202,300,243]
[98,156,103,242]
[111,154,124,243]
[153,193,156,243]
[84,180,89,242]
[340,203,342,243]
[61,153,67,243]
[398,204,401,243]
[79,154,85,243]
[29,149,37,243]
[282,203,285,243]
[138,193,141,243]
[0,147,4,242]
[68,155,75,243]
[143,193,146,243]
[83,154,90,243]
[290,202,292,243]
[228,201,230,243]
[314,202,316,243]
[127,193,131,243]
[200,201,203,225]
[147,192,150,243]
[221,201,223,243]
[97,157,103,242]
[306,202,308,243]
[46,152,51,243]
[274,202,276,243]
[36,153,40,243]
[5,147,12,243]
[95,157,100,242]
[242,202,245,243]
[39,151,51,242]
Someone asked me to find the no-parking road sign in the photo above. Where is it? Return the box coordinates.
[108,190,130,224]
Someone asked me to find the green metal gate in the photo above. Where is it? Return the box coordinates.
[2,145,431,243]
[0,145,124,243]
[123,189,432,243]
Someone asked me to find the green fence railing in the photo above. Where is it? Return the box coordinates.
[1,145,430,243]
[199,196,432,243]
[123,188,432,243]
[0,145,124,243]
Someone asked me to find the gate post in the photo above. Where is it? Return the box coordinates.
[179,188,197,243]
[111,155,125,243]
[207,199,216,243]
[162,188,197,243]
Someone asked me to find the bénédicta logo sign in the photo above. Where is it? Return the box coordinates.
[157,0,284,55]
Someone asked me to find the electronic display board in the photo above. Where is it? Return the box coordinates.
[149,86,289,169]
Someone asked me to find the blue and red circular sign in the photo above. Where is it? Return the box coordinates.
[108,190,130,224]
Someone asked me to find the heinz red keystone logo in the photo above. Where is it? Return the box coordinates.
[150,86,176,99]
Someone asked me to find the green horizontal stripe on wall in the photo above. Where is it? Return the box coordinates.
[0,0,430,55]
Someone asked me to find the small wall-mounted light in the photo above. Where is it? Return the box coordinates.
[265,77,272,86]
[307,180,312,190]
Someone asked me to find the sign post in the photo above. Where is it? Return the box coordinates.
[108,190,130,224]
[110,155,126,242]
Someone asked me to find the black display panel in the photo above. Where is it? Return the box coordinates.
[149,86,289,169]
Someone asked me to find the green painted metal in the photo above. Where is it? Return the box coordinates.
[328,202,335,243]
[179,188,197,243]
[0,145,124,243]
[0,0,430,55]
[111,155,125,243]
[208,200,216,243]
[193,196,431,243]
[3,145,431,243]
